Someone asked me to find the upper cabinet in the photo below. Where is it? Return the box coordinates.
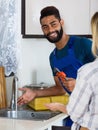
[90,0,98,16]
[21,0,98,38]
[89,0,98,34]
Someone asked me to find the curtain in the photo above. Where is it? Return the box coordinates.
[0,0,21,76]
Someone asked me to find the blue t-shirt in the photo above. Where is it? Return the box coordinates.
[49,36,95,76]
[49,36,95,127]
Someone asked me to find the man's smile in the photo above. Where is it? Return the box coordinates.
[48,32,57,38]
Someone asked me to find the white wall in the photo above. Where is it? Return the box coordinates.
[17,38,55,87]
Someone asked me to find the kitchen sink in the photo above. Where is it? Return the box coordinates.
[0,109,60,121]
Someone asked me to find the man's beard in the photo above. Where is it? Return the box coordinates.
[44,26,63,43]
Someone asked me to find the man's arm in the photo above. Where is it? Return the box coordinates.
[17,76,66,105]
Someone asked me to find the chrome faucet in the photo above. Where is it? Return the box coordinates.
[10,75,18,110]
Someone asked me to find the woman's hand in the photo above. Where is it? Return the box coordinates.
[45,102,67,113]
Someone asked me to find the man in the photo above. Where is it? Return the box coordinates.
[45,12,98,130]
[18,6,95,126]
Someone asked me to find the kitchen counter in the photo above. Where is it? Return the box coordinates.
[0,113,68,130]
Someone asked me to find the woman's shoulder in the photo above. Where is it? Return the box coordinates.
[78,59,98,78]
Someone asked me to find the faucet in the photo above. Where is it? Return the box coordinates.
[10,75,18,110]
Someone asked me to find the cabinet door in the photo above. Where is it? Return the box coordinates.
[60,0,90,35]
[89,0,98,34]
[90,0,98,16]
[23,0,90,37]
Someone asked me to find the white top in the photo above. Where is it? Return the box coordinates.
[0,113,67,130]
[67,58,98,130]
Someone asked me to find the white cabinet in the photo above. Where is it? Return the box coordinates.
[59,0,90,35]
[23,0,91,37]
[22,0,98,37]
[89,0,98,34]
[90,0,98,16]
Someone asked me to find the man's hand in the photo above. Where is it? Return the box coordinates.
[62,78,76,92]
[17,87,37,105]
[55,68,76,92]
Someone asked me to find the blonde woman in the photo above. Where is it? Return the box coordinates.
[46,12,98,130]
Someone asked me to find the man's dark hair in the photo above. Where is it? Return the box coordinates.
[40,6,61,22]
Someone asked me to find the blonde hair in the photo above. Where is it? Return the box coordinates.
[91,12,98,57]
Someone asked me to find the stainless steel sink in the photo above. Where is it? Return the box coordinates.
[0,109,60,121]
[1,76,60,121]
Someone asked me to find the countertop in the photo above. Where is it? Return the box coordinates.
[0,113,68,130]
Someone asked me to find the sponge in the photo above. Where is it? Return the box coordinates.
[28,95,69,111]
